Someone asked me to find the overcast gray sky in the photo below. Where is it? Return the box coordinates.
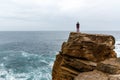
[0,0,120,31]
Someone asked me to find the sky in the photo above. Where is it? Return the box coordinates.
[0,0,120,31]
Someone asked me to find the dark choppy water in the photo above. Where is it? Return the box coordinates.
[0,31,120,80]
[0,31,69,80]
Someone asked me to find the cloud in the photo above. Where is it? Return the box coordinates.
[0,0,120,31]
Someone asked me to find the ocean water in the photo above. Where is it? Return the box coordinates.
[0,31,120,80]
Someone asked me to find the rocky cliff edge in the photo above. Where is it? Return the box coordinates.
[52,32,119,80]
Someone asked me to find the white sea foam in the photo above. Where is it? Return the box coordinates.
[21,51,29,57]
[0,69,30,80]
[115,40,120,57]
[0,50,53,80]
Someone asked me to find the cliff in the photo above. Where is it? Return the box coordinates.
[52,32,118,80]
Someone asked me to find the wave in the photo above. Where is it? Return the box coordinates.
[115,40,120,57]
[0,40,120,80]
[0,51,56,80]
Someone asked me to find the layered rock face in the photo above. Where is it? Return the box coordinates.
[75,58,120,80]
[52,32,117,80]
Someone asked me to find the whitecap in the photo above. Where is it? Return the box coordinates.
[3,57,8,60]
[0,63,4,67]
[21,51,29,57]
[0,50,55,80]
[115,40,120,57]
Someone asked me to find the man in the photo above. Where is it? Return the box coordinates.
[76,22,80,32]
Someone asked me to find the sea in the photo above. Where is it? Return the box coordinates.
[0,31,120,80]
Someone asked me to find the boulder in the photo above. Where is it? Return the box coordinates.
[75,70,120,80]
[108,74,120,80]
[97,58,120,74]
[74,70,108,80]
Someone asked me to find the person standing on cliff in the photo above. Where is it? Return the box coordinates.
[76,22,80,32]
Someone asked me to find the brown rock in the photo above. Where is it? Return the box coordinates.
[97,58,120,74]
[52,54,63,80]
[108,74,120,80]
[61,32,116,62]
[61,55,97,72]
[52,32,117,80]
[52,54,79,80]
[62,40,116,62]
[74,70,108,80]
[52,53,97,80]
[68,32,115,46]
